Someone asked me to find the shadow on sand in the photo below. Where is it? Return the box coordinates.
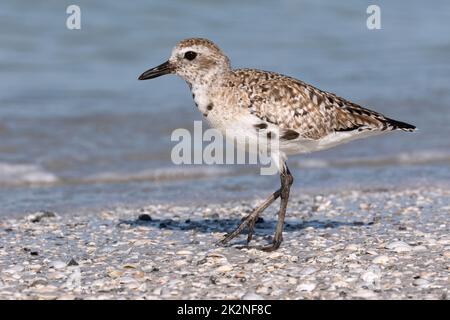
[118,215,368,238]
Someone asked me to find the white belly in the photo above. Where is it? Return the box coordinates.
[280,129,386,155]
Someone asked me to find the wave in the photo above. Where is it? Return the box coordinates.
[0,162,59,186]
[1,150,448,187]
[78,166,234,184]
[294,150,450,169]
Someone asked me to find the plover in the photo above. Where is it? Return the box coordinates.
[138,38,415,251]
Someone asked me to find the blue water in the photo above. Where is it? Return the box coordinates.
[0,0,450,215]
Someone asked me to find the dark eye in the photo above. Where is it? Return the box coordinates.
[184,51,197,61]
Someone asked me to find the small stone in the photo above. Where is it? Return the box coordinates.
[47,272,65,280]
[4,265,24,273]
[385,241,412,253]
[141,265,157,272]
[138,214,152,221]
[107,270,123,278]
[216,265,233,273]
[360,265,381,284]
[28,211,56,223]
[242,292,264,300]
[413,245,427,252]
[296,282,316,292]
[353,289,377,299]
[300,267,318,276]
[372,255,390,265]
[67,258,79,266]
[442,251,450,258]
[256,285,270,295]
[413,278,430,287]
[359,203,370,210]
[176,250,193,255]
[120,276,138,284]
[317,257,333,263]
[209,275,217,284]
[57,294,76,300]
[29,264,42,272]
[361,271,379,284]
[50,261,66,269]
[30,278,48,287]
[268,252,283,259]
[174,260,187,267]
[345,244,360,251]
[34,285,58,294]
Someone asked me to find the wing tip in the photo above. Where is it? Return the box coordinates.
[386,118,416,132]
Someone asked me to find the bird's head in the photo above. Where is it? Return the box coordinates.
[138,38,230,85]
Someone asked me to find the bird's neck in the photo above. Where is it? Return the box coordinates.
[188,69,229,92]
[189,63,231,86]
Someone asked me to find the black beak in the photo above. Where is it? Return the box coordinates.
[138,60,173,80]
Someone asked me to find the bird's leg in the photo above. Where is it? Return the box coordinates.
[246,216,257,244]
[218,188,281,245]
[261,164,293,252]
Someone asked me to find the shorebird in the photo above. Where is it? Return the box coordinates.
[138,38,416,251]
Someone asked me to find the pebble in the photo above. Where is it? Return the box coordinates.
[67,258,79,266]
[27,211,57,223]
[345,244,360,251]
[3,265,24,274]
[242,292,264,300]
[48,272,65,280]
[255,285,271,295]
[176,250,193,256]
[138,214,152,221]
[107,270,124,278]
[413,278,430,288]
[372,255,390,265]
[385,241,412,253]
[120,276,139,284]
[30,278,48,287]
[300,267,318,276]
[360,270,380,284]
[57,294,77,300]
[296,282,316,292]
[413,245,427,252]
[216,265,233,273]
[50,261,67,270]
[352,289,378,299]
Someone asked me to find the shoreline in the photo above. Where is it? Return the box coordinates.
[0,186,449,299]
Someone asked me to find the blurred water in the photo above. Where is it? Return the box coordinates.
[0,0,449,215]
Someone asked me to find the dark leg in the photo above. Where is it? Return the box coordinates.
[218,163,294,250]
[218,188,281,245]
[261,164,294,251]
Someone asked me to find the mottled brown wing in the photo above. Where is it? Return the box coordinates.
[233,69,415,140]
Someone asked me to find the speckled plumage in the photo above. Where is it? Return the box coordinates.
[165,38,415,164]
[230,68,415,138]
[138,38,416,251]
[141,37,415,164]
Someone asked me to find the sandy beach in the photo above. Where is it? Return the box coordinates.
[0,186,448,300]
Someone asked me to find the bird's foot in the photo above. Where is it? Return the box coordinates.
[216,227,245,246]
[259,241,282,252]
[216,215,257,246]
[233,240,282,252]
